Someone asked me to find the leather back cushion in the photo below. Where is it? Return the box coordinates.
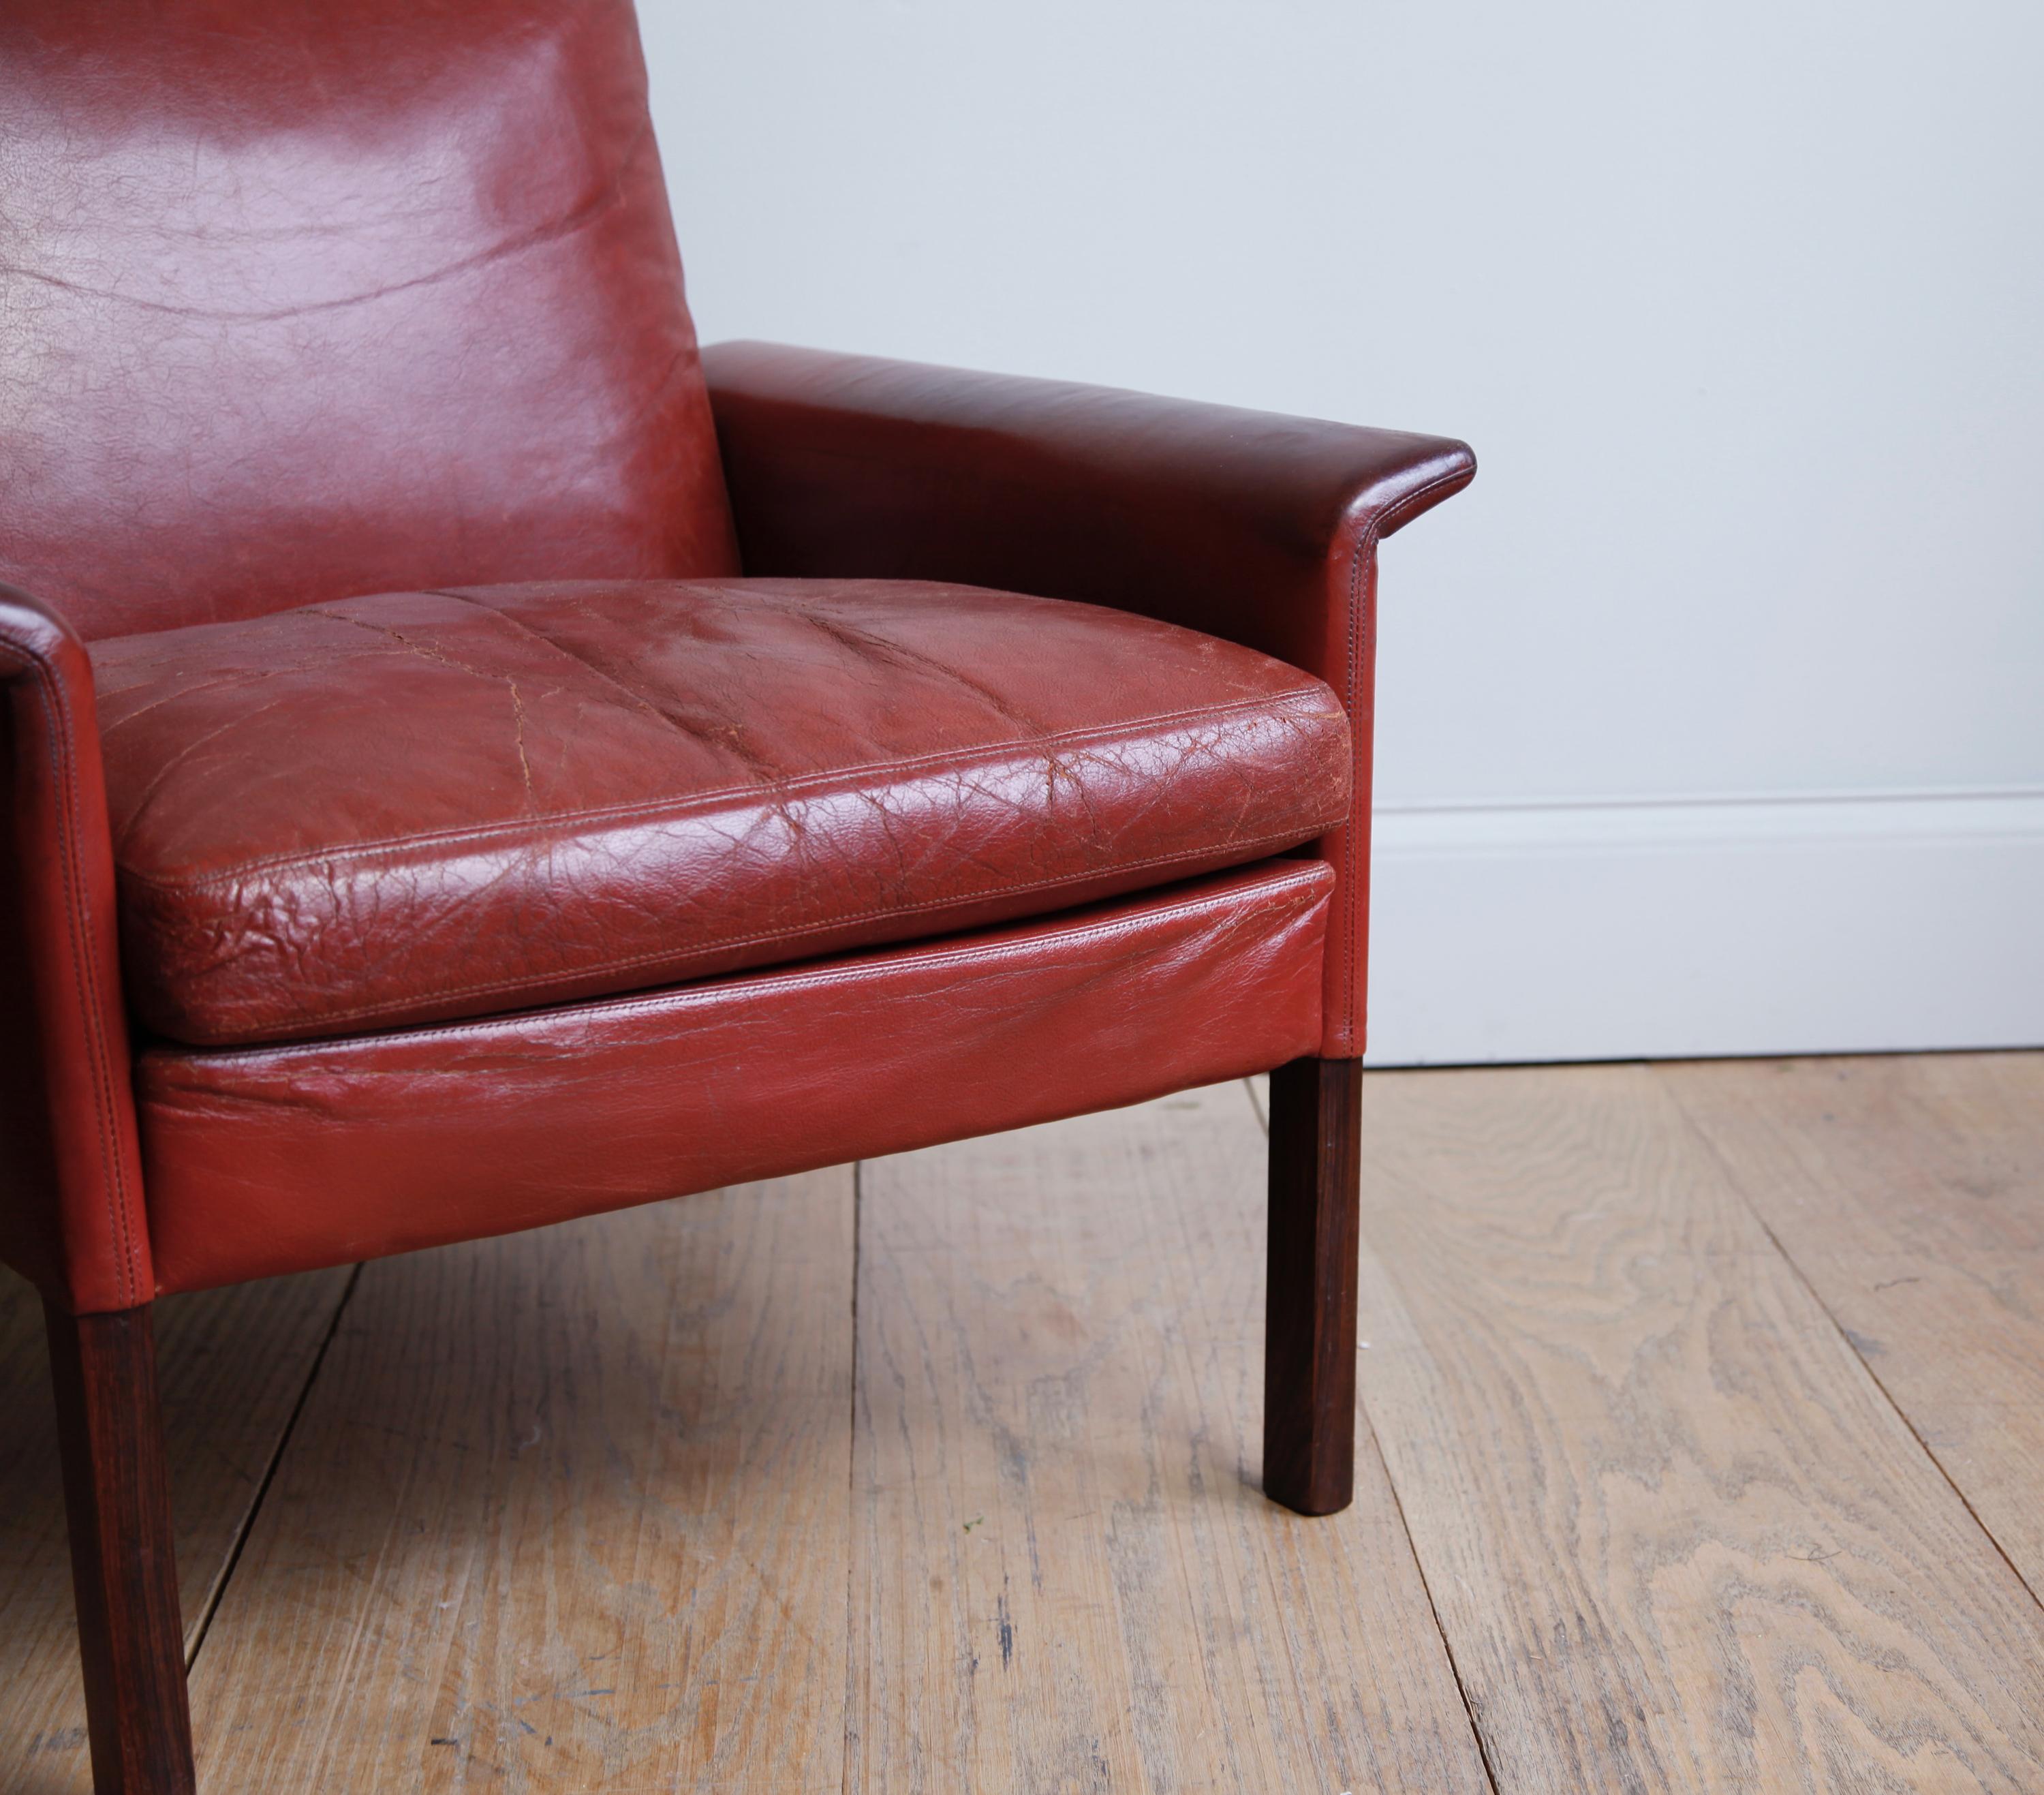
[0,0,737,640]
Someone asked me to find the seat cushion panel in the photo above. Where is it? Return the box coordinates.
[93,577,1349,1045]
[137,860,1333,1293]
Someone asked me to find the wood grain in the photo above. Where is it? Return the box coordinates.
[849,1082,1491,1794]
[1263,1056,1364,1516]
[183,1171,854,1794]
[16,1055,2044,1792]
[1662,1051,2044,1599]
[0,1267,352,1795]
[45,1306,196,1795]
[1333,1062,2044,1792]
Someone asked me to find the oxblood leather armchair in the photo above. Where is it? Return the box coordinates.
[0,3,1473,1790]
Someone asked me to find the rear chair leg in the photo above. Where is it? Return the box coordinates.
[44,1300,197,1795]
[1263,1056,1363,1516]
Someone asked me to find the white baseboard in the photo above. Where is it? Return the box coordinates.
[1362,787,2044,1066]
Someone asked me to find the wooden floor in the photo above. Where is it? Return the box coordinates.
[4,1053,2043,1792]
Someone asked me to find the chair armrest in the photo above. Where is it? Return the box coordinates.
[700,341,1476,1056]
[0,583,149,1313]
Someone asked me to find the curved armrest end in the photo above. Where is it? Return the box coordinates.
[703,339,1474,582]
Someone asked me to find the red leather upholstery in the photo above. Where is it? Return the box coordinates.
[94,578,1349,1046]
[3,14,1476,1777]
[0,0,736,644]
[702,343,1476,1056]
[136,862,1333,1294]
[0,588,151,1314]
[0,0,1475,1333]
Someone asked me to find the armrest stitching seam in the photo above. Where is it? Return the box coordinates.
[0,640,140,1306]
[1340,465,1472,1047]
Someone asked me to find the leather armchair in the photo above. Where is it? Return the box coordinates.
[0,4,1472,1790]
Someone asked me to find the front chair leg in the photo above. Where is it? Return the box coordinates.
[1263,1055,1364,1516]
[44,1300,197,1795]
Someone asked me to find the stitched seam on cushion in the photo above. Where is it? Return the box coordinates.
[0,639,140,1305]
[183,819,1337,1042]
[15,115,661,328]
[158,862,1335,1064]
[1336,466,1472,1047]
[424,587,741,737]
[120,688,1343,891]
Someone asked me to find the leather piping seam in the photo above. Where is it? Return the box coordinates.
[1336,463,1475,1050]
[0,637,140,1306]
[8,114,660,329]
[153,821,1335,1045]
[151,862,1334,1066]
[116,688,1346,891]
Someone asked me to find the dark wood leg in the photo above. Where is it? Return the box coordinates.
[44,1300,197,1795]
[1263,1055,1363,1516]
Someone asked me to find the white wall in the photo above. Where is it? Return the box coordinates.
[641,0,2044,1063]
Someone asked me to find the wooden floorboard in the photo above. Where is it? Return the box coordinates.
[849,1084,1489,1794]
[1334,1062,2044,1793]
[183,1172,855,1794]
[0,1266,352,1795]
[12,1056,2044,1790]
[1661,1052,2044,1603]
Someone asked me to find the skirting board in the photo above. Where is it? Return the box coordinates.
[1363,787,2044,1066]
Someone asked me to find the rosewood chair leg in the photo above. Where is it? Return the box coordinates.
[1263,1055,1363,1516]
[44,1300,197,1795]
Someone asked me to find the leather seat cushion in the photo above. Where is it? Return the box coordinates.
[139,862,1334,1293]
[91,577,1350,1046]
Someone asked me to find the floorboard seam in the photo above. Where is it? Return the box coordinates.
[843,1160,864,1795]
[1356,1402,1503,1794]
[184,1261,365,1670]
[1663,1071,2044,1623]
